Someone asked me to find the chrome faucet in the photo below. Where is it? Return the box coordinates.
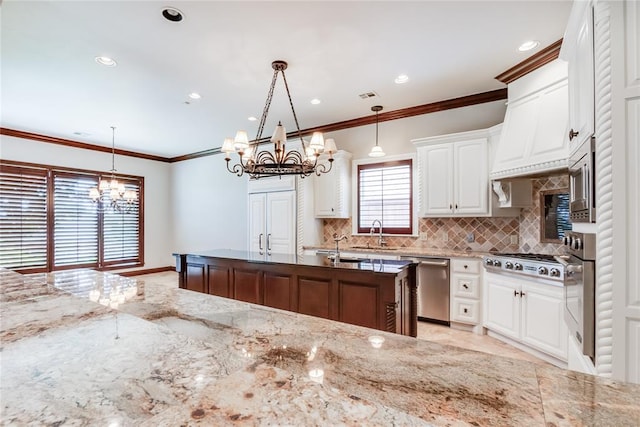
[370,219,386,247]
[333,233,348,263]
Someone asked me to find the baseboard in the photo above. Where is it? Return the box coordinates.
[486,329,567,368]
[119,266,175,277]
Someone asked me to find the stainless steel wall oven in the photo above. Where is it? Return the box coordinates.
[559,231,596,362]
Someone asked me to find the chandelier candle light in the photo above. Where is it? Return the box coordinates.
[369,105,385,158]
[222,60,338,179]
[88,126,137,212]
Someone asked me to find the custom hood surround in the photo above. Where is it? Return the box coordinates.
[491,59,570,179]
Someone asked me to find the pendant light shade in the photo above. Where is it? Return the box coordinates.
[368,105,386,158]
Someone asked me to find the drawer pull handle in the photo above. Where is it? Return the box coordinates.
[463,265,468,269]
[569,128,579,141]
[463,308,468,314]
[463,284,469,289]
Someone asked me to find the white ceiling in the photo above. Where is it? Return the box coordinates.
[1,1,573,158]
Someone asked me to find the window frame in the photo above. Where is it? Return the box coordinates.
[0,159,144,273]
[352,154,417,236]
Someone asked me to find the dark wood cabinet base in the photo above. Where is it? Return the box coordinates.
[174,253,416,337]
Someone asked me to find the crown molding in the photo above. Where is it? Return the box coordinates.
[169,88,508,163]
[0,128,172,163]
[2,89,508,164]
[494,39,563,84]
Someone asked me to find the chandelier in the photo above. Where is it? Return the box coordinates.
[88,126,137,212]
[222,60,338,179]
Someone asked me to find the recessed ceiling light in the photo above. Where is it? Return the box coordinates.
[188,92,201,100]
[95,56,117,67]
[518,40,539,52]
[162,7,184,22]
[248,116,257,121]
[394,74,409,84]
[310,98,321,105]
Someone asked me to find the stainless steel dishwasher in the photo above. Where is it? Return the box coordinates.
[402,257,450,325]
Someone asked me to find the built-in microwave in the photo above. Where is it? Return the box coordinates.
[569,137,595,223]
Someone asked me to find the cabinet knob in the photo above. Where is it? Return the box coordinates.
[463,308,468,313]
[463,265,468,269]
[569,128,579,141]
[331,208,334,212]
[449,204,453,210]
[463,283,469,289]
[455,204,458,209]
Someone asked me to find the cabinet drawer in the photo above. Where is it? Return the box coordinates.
[451,298,480,324]
[451,274,480,299]
[451,258,481,274]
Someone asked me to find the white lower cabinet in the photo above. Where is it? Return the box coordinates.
[484,272,568,361]
[450,258,482,327]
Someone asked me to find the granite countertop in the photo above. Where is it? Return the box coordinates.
[305,245,491,259]
[2,268,639,426]
[174,249,414,274]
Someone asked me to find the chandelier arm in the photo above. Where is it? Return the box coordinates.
[314,160,333,176]
[226,159,245,177]
[280,70,306,149]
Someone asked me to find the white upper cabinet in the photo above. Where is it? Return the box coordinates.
[561,1,595,155]
[314,150,352,218]
[414,130,488,217]
[490,60,570,179]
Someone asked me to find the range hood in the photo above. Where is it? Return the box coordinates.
[490,60,570,179]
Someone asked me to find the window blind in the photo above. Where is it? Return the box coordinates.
[53,172,99,268]
[103,179,140,265]
[0,166,48,271]
[358,160,413,234]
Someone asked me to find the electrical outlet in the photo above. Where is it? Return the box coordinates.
[466,232,475,243]
[420,232,428,241]
[442,231,449,242]
[510,234,519,245]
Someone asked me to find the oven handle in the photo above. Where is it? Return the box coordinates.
[554,255,583,274]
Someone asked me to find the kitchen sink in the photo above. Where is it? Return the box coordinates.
[349,245,397,251]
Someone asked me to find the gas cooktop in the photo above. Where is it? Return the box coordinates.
[483,252,564,281]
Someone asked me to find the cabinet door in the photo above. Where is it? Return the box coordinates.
[248,193,266,254]
[454,139,488,214]
[186,263,206,294]
[421,144,453,215]
[263,271,294,311]
[567,4,594,153]
[520,282,568,360]
[484,275,520,339]
[233,268,262,304]
[314,169,337,217]
[265,191,296,255]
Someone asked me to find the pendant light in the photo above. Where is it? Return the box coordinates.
[368,105,385,157]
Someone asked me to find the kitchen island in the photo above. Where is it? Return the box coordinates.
[174,250,417,337]
[1,268,639,426]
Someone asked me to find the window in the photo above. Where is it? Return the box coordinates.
[357,159,413,235]
[0,161,143,273]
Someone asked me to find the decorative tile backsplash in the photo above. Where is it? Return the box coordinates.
[322,174,569,254]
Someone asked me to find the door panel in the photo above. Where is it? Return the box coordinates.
[186,263,206,293]
[339,280,379,329]
[248,193,266,254]
[264,272,293,311]
[298,277,331,319]
[233,268,262,304]
[266,191,296,255]
[484,276,519,339]
[208,264,230,298]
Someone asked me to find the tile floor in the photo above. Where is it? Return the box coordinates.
[135,271,547,365]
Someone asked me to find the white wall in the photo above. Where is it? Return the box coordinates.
[0,134,174,271]
[324,100,507,160]
[170,154,248,253]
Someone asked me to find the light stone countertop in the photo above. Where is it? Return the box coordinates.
[1,268,639,426]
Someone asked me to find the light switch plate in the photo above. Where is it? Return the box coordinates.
[420,232,428,241]
[510,234,519,245]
